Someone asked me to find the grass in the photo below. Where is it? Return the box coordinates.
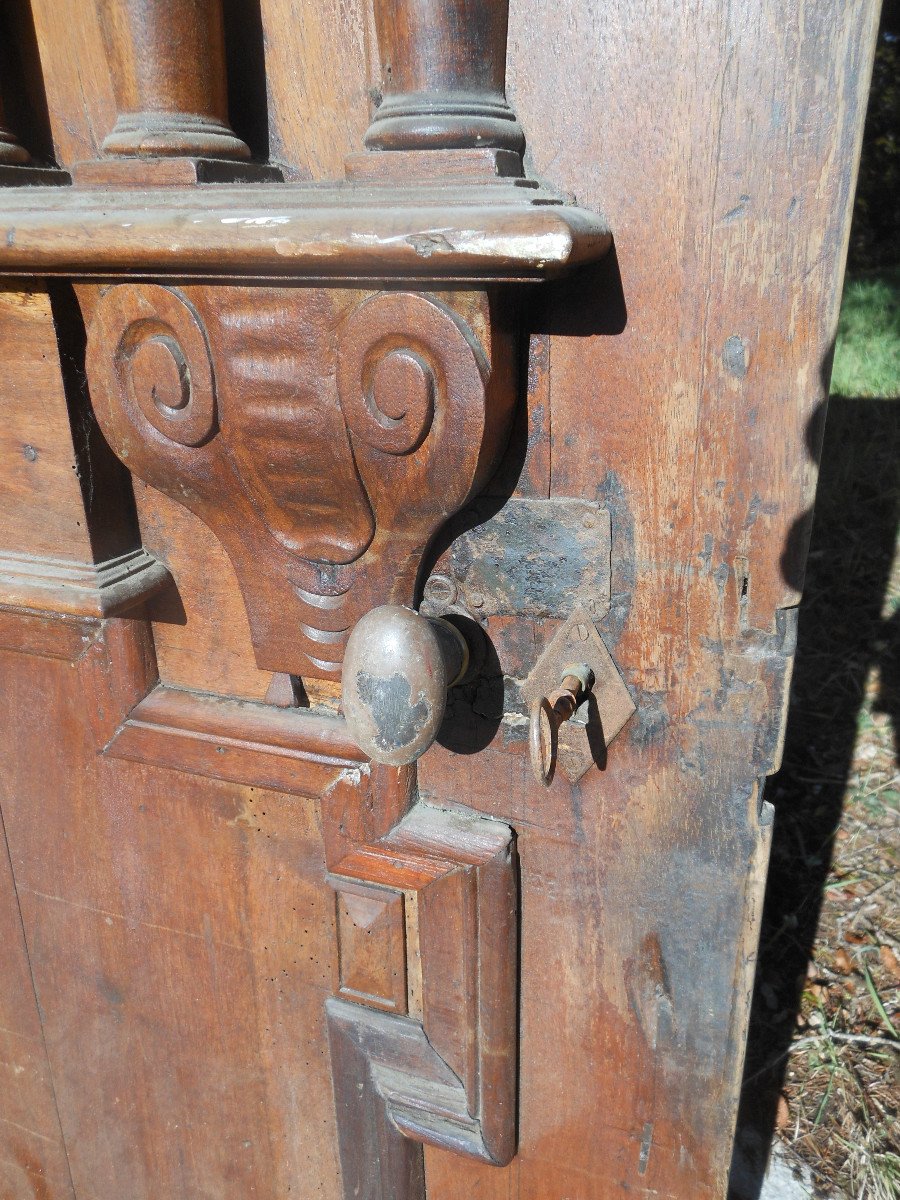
[830,268,900,399]
[732,269,900,1199]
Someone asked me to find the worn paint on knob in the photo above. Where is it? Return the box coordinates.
[342,605,466,766]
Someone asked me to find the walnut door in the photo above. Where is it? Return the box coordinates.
[0,1,879,1198]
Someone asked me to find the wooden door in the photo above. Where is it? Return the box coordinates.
[0,1,879,1197]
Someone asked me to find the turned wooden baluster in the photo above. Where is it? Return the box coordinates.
[365,0,524,156]
[0,40,68,183]
[96,0,249,160]
[0,92,30,166]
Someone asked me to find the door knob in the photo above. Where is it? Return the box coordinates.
[342,605,472,765]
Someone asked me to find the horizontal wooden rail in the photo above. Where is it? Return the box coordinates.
[105,683,367,794]
[0,183,610,282]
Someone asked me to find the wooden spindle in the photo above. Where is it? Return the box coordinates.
[0,55,69,185]
[97,0,249,161]
[0,92,30,166]
[364,0,524,156]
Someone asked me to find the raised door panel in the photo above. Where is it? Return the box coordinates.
[0,620,345,1200]
[0,783,74,1200]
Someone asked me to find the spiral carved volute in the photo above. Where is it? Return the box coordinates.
[97,285,218,449]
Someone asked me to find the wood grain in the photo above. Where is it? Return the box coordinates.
[259,0,371,180]
[0,288,94,563]
[0,1,880,1197]
[0,619,345,1200]
[29,0,117,166]
[365,0,523,154]
[0,806,74,1200]
[95,0,249,160]
[325,799,518,1197]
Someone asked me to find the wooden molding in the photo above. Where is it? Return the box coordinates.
[326,800,518,1198]
[104,682,365,794]
[0,184,609,281]
[73,157,282,188]
[0,547,171,617]
[103,681,519,1196]
[0,606,100,662]
[0,165,70,186]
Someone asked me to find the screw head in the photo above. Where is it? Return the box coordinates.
[423,573,457,606]
[469,591,485,609]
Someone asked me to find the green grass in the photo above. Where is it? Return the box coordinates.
[831,266,900,398]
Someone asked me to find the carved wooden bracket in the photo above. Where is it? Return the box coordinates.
[84,283,514,679]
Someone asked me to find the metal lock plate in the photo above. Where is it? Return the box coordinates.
[523,611,636,783]
[421,498,612,620]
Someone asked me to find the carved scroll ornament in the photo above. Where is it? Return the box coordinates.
[86,282,514,680]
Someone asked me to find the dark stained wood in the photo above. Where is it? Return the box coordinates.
[132,483,278,702]
[73,155,283,186]
[0,606,99,662]
[0,1,881,1199]
[0,547,170,617]
[332,880,408,1013]
[0,91,30,165]
[0,288,96,565]
[0,618,345,1200]
[345,146,525,182]
[0,285,163,618]
[106,682,365,794]
[325,797,518,1195]
[0,65,68,185]
[29,0,117,166]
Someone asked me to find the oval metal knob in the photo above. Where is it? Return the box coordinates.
[342,605,470,766]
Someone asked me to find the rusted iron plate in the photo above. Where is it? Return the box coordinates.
[522,611,636,783]
[422,498,611,620]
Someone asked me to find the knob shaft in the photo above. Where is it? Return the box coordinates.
[342,605,469,766]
